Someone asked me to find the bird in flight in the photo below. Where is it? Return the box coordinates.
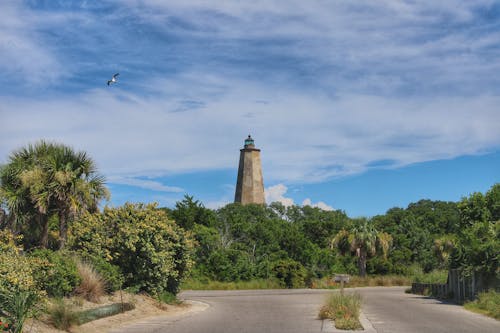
[107,73,119,86]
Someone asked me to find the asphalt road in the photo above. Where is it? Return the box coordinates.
[111,287,500,333]
[359,286,500,333]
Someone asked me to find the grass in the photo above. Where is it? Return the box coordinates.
[181,278,283,290]
[157,291,182,305]
[311,275,411,289]
[318,292,363,330]
[464,290,500,320]
[47,299,79,331]
[411,269,448,284]
[74,261,106,302]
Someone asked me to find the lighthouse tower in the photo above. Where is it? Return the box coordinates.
[234,135,265,205]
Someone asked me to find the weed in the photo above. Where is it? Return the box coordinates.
[319,292,363,330]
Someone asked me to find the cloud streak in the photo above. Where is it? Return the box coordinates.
[1,0,499,196]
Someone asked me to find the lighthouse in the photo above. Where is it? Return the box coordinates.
[234,135,265,205]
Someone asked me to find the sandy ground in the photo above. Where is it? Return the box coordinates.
[23,292,199,333]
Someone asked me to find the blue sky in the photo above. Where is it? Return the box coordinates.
[1,1,499,217]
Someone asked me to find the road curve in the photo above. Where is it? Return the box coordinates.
[358,286,500,333]
[110,288,500,333]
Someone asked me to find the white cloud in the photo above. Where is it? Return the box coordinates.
[1,0,499,192]
[107,176,183,193]
[302,198,334,211]
[265,184,294,207]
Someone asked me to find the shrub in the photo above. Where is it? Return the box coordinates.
[272,259,306,288]
[47,299,79,331]
[69,203,193,294]
[156,291,180,305]
[29,249,81,298]
[74,261,105,302]
[464,290,500,320]
[0,230,20,254]
[207,249,255,282]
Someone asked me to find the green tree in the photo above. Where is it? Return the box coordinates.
[0,141,109,249]
[332,218,392,277]
[170,195,216,229]
[485,183,500,221]
[433,234,456,269]
[458,192,491,227]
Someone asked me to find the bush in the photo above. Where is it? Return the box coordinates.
[272,259,306,288]
[464,290,500,320]
[0,230,20,254]
[29,249,81,298]
[69,203,193,295]
[207,249,255,281]
[0,240,50,296]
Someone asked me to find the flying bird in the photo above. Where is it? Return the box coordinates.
[107,73,119,86]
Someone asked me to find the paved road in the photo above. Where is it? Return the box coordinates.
[111,287,500,333]
[359,286,500,333]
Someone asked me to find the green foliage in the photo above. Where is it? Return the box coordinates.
[156,291,180,305]
[272,259,307,288]
[332,218,393,277]
[411,268,448,284]
[29,249,81,298]
[0,141,108,250]
[458,192,491,226]
[0,288,40,333]
[464,290,500,320]
[68,203,193,295]
[0,243,50,295]
[170,195,216,229]
[485,184,500,221]
[451,220,499,278]
[207,248,255,281]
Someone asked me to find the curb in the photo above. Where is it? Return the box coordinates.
[321,311,376,332]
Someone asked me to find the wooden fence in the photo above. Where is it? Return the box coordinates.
[412,269,499,303]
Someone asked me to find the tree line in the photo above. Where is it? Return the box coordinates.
[1,141,498,291]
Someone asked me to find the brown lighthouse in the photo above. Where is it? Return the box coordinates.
[234,135,265,204]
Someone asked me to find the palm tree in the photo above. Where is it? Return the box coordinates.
[332,218,392,277]
[0,141,109,249]
[46,144,109,249]
[0,144,51,245]
[433,234,456,268]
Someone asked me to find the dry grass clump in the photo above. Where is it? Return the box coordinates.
[74,261,106,302]
[319,292,363,330]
